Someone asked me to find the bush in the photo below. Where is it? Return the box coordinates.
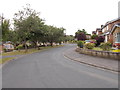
[3,48,7,52]
[84,43,95,49]
[91,34,98,39]
[77,41,84,48]
[16,44,23,50]
[72,40,78,43]
[100,42,112,51]
[96,36,105,46]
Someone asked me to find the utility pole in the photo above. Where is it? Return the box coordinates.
[0,13,4,28]
[0,13,4,41]
[118,1,120,18]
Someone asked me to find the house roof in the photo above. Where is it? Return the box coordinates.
[101,17,120,30]
[110,23,120,34]
[96,28,102,31]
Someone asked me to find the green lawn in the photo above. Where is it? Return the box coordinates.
[93,47,115,52]
[0,45,63,64]
[2,45,63,56]
[2,46,53,56]
[0,57,16,64]
[92,47,103,51]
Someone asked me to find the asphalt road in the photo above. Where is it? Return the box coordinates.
[2,44,118,88]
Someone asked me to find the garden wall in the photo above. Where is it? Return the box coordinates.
[75,48,120,60]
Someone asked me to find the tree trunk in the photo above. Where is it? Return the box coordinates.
[18,49,20,52]
[24,41,28,53]
[50,41,53,46]
[34,41,40,50]
[36,42,40,50]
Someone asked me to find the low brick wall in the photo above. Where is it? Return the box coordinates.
[75,48,120,60]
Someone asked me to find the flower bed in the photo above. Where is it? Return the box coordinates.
[76,48,120,60]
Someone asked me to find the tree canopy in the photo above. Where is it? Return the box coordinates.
[1,4,67,51]
[75,29,87,41]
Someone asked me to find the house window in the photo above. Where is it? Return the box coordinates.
[115,33,120,43]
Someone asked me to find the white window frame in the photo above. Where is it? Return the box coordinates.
[115,33,120,43]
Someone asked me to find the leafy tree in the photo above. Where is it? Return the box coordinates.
[95,36,105,46]
[13,4,44,51]
[27,15,45,49]
[7,30,19,46]
[1,18,10,42]
[44,25,65,46]
[91,34,98,39]
[65,35,74,42]
[75,29,87,41]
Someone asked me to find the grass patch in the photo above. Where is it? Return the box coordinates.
[0,45,63,64]
[2,45,63,56]
[92,47,103,51]
[93,47,114,51]
[0,57,16,64]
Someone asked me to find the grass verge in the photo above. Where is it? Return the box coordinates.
[0,57,16,64]
[2,45,63,56]
[0,45,63,64]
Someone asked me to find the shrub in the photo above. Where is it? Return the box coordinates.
[91,34,98,39]
[96,36,105,46]
[77,41,84,48]
[16,44,23,50]
[84,43,95,49]
[72,40,78,43]
[100,42,112,51]
[3,48,7,52]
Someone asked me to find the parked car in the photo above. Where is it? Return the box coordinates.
[3,41,14,52]
[85,40,96,44]
[85,40,91,43]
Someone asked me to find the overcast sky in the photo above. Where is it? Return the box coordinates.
[0,0,119,35]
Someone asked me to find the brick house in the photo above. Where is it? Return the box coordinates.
[92,31,96,35]
[101,17,120,44]
[86,34,91,40]
[96,28,102,36]
[110,23,120,47]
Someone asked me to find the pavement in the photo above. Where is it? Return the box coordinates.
[63,47,119,72]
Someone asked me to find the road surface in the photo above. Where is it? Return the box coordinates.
[2,44,118,88]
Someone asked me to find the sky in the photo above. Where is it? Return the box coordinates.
[0,0,119,35]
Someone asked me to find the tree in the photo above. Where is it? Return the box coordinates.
[91,34,98,39]
[64,35,74,42]
[7,30,19,46]
[95,36,105,46]
[43,25,65,46]
[27,15,45,49]
[1,17,10,42]
[75,29,87,41]
[13,4,44,52]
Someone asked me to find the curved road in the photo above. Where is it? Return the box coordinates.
[2,44,118,88]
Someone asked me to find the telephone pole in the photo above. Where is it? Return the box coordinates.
[118,1,120,18]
